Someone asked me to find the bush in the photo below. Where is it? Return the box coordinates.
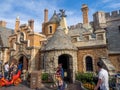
[41,73,49,81]
[76,72,94,84]
[76,72,95,90]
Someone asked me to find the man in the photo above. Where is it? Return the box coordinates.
[4,62,9,79]
[94,61,109,90]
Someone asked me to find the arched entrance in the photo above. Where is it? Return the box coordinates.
[58,54,72,82]
[19,55,28,70]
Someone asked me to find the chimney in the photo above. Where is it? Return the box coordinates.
[44,9,48,23]
[0,21,7,27]
[81,4,89,24]
[28,19,34,31]
[15,16,20,33]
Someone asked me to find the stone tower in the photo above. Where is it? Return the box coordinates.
[93,11,107,30]
[81,4,89,25]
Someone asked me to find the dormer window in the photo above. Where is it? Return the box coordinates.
[49,26,52,34]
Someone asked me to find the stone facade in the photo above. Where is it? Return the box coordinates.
[8,18,46,72]
[77,47,108,72]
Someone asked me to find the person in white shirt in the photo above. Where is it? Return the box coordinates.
[94,61,109,90]
[4,62,9,79]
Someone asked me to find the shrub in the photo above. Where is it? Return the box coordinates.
[41,73,49,81]
[76,72,94,84]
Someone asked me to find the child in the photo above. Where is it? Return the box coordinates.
[57,76,65,90]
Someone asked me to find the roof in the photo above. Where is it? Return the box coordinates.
[0,26,14,47]
[68,27,88,37]
[41,26,77,51]
[49,11,60,23]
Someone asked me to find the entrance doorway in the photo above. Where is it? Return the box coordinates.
[58,54,72,82]
[19,56,28,70]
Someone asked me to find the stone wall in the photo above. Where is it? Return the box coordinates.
[106,14,120,51]
[109,54,120,72]
[41,50,77,82]
[77,47,108,72]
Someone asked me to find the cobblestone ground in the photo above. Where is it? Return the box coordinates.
[0,82,84,90]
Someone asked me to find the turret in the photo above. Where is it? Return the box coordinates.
[93,11,107,30]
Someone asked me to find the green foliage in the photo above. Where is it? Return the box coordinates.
[41,73,49,81]
[76,72,95,84]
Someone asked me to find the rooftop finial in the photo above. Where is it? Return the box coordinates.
[16,16,20,20]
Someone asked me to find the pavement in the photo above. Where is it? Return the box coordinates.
[0,81,84,90]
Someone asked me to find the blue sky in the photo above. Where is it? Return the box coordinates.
[0,0,120,32]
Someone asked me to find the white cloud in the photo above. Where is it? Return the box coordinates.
[106,3,120,9]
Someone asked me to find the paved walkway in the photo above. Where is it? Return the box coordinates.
[0,82,85,90]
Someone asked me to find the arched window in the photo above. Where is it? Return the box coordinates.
[85,56,93,71]
[49,26,52,34]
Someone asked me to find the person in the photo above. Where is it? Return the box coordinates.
[59,64,64,79]
[9,62,18,79]
[56,75,65,90]
[94,61,109,90]
[4,62,9,79]
[18,62,23,71]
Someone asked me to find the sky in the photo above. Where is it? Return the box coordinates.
[0,0,120,32]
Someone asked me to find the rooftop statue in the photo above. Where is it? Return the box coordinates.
[59,9,67,17]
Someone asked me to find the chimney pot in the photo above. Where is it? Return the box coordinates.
[28,19,34,31]
[0,21,7,27]
[44,9,48,23]
[81,4,89,24]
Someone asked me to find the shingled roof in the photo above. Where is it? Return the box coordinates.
[41,26,77,51]
[49,11,60,23]
[0,26,14,47]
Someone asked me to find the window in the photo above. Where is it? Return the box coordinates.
[85,56,93,71]
[49,26,52,34]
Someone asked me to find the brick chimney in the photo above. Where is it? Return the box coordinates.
[0,21,7,27]
[28,19,34,31]
[81,4,89,24]
[15,16,20,33]
[44,9,48,23]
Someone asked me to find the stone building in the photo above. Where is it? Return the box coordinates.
[0,4,120,82]
[8,17,46,72]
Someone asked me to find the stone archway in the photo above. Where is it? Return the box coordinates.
[19,55,28,70]
[58,54,73,82]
